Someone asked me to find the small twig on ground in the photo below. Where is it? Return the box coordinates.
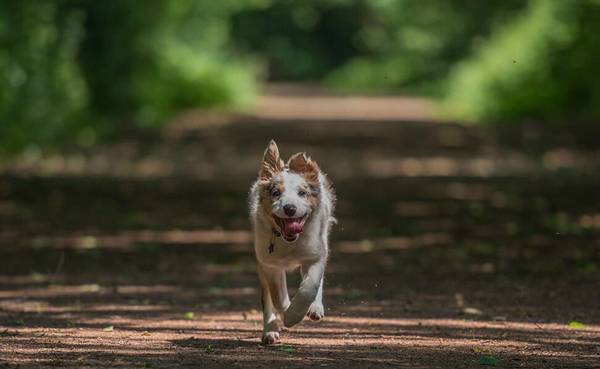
[53,251,65,279]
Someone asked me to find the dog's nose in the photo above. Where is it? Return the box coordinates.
[283,204,297,217]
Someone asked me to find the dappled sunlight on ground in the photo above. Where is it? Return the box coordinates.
[22,229,252,250]
[1,96,600,367]
[1,296,599,368]
[0,235,599,368]
[254,93,436,122]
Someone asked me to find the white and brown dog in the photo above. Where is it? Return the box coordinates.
[249,140,335,344]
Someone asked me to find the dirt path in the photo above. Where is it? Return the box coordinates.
[1,92,600,368]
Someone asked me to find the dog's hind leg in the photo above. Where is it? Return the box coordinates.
[283,259,326,327]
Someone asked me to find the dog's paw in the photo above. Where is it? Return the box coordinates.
[262,331,280,345]
[307,302,325,321]
[262,319,282,344]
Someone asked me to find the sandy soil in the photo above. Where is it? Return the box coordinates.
[1,91,599,368]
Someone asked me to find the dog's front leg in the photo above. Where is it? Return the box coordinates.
[305,272,324,321]
[283,259,325,327]
[257,264,289,344]
[264,266,291,313]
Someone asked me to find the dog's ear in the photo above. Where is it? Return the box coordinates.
[259,140,284,181]
[288,152,319,182]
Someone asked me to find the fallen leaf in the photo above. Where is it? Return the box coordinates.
[30,273,47,282]
[463,307,483,315]
[568,321,587,329]
[206,344,215,353]
[79,284,101,293]
[479,355,498,366]
[184,312,195,320]
[102,325,114,332]
[280,345,296,353]
[473,347,495,355]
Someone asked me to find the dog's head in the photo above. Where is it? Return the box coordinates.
[257,140,321,242]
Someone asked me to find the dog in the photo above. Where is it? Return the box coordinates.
[249,140,335,344]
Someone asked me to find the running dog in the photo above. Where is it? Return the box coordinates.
[249,140,335,344]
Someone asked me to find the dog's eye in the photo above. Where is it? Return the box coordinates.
[298,190,306,197]
[271,190,281,197]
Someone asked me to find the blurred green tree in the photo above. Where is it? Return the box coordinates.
[442,0,600,123]
[233,0,600,122]
[326,0,525,94]
[232,0,525,94]
[232,0,370,80]
[2,0,599,156]
[0,0,257,155]
[0,1,88,153]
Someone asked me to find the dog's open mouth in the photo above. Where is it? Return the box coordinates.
[273,215,308,242]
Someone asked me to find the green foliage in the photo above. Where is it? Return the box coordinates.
[0,1,88,153]
[1,0,258,155]
[233,0,524,92]
[135,42,256,125]
[234,0,600,123]
[3,0,600,154]
[232,0,369,80]
[79,0,257,125]
[442,0,600,123]
[325,0,525,94]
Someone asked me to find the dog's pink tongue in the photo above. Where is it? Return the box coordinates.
[284,219,303,235]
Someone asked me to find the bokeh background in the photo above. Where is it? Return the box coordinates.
[2,0,600,153]
[1,1,600,368]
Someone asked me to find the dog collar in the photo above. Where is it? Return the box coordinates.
[268,228,279,254]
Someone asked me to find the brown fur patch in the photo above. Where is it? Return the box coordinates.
[288,152,320,184]
[300,183,320,209]
[288,152,321,210]
[258,177,284,230]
